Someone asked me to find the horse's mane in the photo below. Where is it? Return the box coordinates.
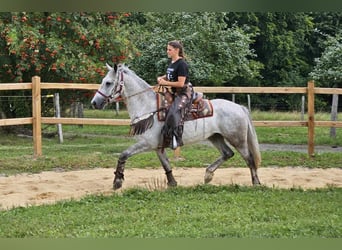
[120,64,151,89]
[118,64,156,136]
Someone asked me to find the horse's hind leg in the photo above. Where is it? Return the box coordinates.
[249,158,261,185]
[204,133,234,184]
[156,149,177,187]
[235,145,261,185]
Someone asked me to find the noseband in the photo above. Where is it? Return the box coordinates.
[96,89,112,99]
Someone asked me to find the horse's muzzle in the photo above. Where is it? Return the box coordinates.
[91,100,105,110]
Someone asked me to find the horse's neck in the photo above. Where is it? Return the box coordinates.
[124,77,157,119]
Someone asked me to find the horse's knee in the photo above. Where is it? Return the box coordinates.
[118,151,129,162]
[222,150,234,160]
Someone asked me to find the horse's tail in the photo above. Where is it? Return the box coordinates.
[243,107,261,168]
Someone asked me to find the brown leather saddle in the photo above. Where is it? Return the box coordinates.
[156,87,214,122]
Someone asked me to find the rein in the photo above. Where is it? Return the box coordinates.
[112,70,156,101]
[108,69,165,134]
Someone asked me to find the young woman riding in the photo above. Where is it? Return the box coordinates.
[157,40,194,149]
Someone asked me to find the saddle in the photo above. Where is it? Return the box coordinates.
[156,87,214,122]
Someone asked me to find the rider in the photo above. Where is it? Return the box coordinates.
[157,40,193,149]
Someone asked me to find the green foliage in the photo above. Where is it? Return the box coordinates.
[129,12,262,85]
[0,12,135,83]
[0,12,136,118]
[0,12,341,118]
[309,33,342,87]
[0,185,341,237]
[225,13,314,86]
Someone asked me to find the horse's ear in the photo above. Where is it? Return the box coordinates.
[106,63,113,71]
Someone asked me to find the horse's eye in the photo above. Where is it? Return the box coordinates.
[105,81,112,87]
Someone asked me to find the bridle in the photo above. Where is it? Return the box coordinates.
[95,71,124,103]
[96,89,113,100]
[112,70,125,100]
[96,67,166,127]
[105,69,154,102]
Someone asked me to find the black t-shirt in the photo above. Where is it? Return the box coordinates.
[166,58,189,84]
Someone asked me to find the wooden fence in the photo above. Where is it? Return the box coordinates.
[0,77,341,158]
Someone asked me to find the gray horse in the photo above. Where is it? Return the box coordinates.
[91,63,261,189]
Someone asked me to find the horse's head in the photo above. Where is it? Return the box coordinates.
[91,63,123,109]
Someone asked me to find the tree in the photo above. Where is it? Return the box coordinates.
[128,12,262,86]
[0,12,136,119]
[224,12,316,110]
[227,12,314,87]
[309,33,342,88]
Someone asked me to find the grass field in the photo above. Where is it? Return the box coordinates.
[0,185,341,238]
[0,109,341,238]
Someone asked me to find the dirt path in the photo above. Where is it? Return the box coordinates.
[1,167,341,210]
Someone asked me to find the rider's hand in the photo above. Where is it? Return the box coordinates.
[152,85,160,92]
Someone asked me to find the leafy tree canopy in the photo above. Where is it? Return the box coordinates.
[128,12,263,86]
[0,12,136,83]
[309,32,342,87]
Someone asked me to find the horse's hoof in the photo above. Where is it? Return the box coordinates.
[253,180,261,185]
[204,171,214,183]
[167,181,177,188]
[252,177,261,185]
[113,179,123,190]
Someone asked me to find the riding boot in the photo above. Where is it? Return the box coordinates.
[159,126,171,149]
[175,125,184,148]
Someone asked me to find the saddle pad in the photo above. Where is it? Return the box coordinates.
[156,93,214,122]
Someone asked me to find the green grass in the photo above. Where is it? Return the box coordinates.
[0,185,341,238]
[0,110,341,238]
[251,110,341,145]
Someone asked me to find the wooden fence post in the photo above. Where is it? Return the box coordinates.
[32,76,42,157]
[247,94,251,112]
[54,93,64,143]
[330,93,338,140]
[307,81,315,157]
[301,95,305,121]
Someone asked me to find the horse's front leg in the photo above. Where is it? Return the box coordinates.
[156,149,177,187]
[113,156,126,190]
[113,141,150,190]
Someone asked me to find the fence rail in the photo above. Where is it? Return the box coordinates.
[0,77,341,157]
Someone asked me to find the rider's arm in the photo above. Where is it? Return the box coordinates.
[158,76,186,88]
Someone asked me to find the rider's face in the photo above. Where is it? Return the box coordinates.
[167,45,179,59]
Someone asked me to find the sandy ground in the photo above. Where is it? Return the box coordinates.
[1,166,341,210]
